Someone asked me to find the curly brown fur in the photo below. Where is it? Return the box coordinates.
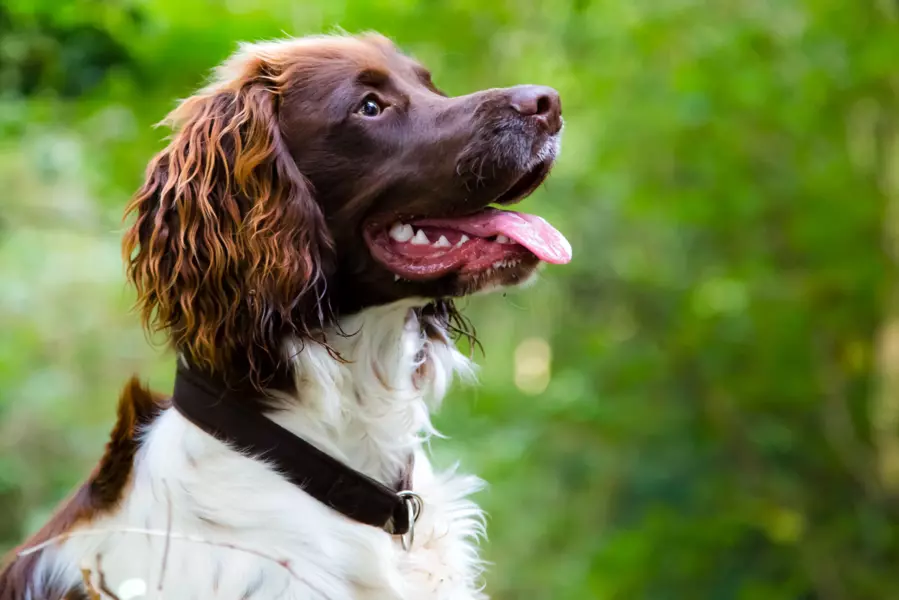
[122,54,333,388]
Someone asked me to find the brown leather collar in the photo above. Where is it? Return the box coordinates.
[172,364,415,535]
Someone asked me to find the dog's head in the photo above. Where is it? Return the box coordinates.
[123,34,570,382]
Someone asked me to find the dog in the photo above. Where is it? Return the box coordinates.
[0,33,570,600]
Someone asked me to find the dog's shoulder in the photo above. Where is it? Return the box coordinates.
[0,377,168,600]
[90,377,170,506]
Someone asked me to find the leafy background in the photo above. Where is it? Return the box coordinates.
[2,1,899,598]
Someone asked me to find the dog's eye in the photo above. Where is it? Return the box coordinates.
[358,96,384,118]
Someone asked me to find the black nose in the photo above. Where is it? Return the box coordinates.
[508,85,562,133]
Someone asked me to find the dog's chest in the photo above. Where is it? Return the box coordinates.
[35,303,487,599]
[53,413,486,600]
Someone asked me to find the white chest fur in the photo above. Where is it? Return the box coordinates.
[37,301,487,600]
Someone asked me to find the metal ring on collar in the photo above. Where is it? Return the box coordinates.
[397,491,423,551]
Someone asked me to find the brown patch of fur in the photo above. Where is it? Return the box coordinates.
[0,378,168,600]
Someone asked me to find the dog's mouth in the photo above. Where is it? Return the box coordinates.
[364,160,571,281]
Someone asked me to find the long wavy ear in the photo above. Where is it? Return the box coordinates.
[122,51,332,385]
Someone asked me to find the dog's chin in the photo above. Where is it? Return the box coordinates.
[450,254,543,297]
[383,252,544,300]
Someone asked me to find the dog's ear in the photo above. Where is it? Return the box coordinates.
[123,53,333,385]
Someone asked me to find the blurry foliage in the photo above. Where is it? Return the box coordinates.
[1,0,899,598]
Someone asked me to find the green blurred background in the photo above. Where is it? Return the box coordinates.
[2,0,899,598]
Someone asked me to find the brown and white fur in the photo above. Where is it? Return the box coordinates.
[0,33,565,600]
[3,301,484,600]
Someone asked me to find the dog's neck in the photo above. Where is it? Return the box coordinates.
[262,299,475,486]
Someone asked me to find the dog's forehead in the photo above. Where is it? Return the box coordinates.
[278,35,425,84]
[336,34,420,69]
[206,35,429,99]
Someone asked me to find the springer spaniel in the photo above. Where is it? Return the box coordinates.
[0,33,570,600]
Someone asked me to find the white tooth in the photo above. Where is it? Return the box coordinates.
[410,229,430,245]
[456,234,470,247]
[389,223,414,242]
[394,274,401,281]
[434,235,451,248]
[496,234,511,244]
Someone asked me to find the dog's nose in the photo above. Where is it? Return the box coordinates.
[508,85,562,133]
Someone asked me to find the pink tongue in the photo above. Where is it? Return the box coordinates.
[417,208,572,264]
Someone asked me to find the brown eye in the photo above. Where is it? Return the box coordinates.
[358,97,383,117]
